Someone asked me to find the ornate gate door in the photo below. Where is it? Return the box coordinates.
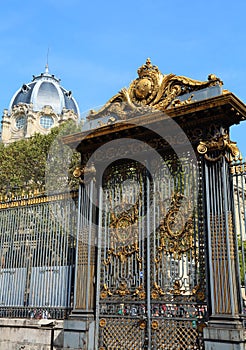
[96,156,207,350]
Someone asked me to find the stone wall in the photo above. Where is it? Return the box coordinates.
[0,319,64,350]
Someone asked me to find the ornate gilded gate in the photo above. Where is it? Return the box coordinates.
[64,59,246,349]
[96,155,207,349]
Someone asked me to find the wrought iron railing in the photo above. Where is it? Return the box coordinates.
[0,190,78,319]
[0,306,71,320]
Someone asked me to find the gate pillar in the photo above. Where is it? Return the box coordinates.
[63,163,97,350]
[198,130,245,349]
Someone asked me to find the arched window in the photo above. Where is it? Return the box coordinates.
[15,115,26,130]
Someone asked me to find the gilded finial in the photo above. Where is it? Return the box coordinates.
[146,58,152,66]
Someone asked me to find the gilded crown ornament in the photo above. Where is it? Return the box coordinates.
[87,58,222,121]
[129,58,162,104]
[137,58,159,77]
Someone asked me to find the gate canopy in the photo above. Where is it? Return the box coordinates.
[63,58,246,152]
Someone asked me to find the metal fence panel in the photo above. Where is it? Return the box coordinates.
[0,268,26,306]
[29,266,72,307]
[0,192,77,319]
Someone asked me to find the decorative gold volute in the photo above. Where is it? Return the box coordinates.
[87,58,222,121]
[197,134,240,162]
[73,163,96,183]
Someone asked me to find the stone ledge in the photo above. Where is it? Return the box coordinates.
[0,318,63,329]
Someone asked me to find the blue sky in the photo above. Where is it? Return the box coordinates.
[1,0,246,155]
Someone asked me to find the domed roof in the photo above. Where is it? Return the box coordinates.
[9,65,80,116]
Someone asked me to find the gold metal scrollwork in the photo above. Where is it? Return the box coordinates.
[100,291,108,299]
[151,290,159,300]
[87,58,222,120]
[100,284,113,299]
[153,192,195,298]
[73,167,82,178]
[134,284,145,299]
[99,318,107,328]
[139,320,146,330]
[104,241,141,266]
[197,134,240,162]
[169,280,183,295]
[151,320,159,330]
[116,282,130,297]
[196,291,205,301]
[73,163,96,183]
[156,192,194,258]
[101,194,143,298]
[108,192,141,246]
[102,240,143,298]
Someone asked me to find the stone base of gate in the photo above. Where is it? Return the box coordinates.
[204,319,246,350]
[63,316,95,350]
[0,318,64,350]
